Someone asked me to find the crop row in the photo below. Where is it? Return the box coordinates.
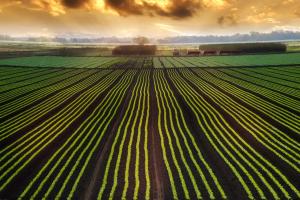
[1,53,300,69]
[162,67,300,199]
[0,66,299,199]
[0,56,125,68]
[156,53,300,68]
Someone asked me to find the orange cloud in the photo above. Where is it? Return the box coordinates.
[30,0,65,16]
[1,0,300,26]
[61,0,91,8]
[0,0,203,19]
[0,1,21,12]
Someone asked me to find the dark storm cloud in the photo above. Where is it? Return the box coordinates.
[152,0,201,18]
[2,0,300,27]
[0,0,202,19]
[104,0,201,19]
[104,0,144,16]
[58,0,201,18]
[61,0,90,8]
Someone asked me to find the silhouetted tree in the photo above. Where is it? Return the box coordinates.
[133,37,150,45]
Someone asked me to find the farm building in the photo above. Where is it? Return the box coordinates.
[112,45,157,55]
[199,42,287,55]
[187,49,201,56]
[202,50,219,56]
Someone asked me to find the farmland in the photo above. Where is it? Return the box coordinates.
[0,54,300,199]
[1,52,300,68]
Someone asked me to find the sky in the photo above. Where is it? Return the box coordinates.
[0,0,300,38]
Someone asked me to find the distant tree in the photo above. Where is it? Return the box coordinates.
[133,37,150,45]
[0,35,11,40]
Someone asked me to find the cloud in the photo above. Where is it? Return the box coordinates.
[104,0,144,16]
[218,14,237,26]
[0,0,202,19]
[0,0,21,13]
[61,0,90,8]
[30,0,65,16]
[103,0,202,19]
[155,0,201,18]
[1,0,300,26]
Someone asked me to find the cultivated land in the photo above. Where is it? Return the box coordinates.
[1,53,300,68]
[0,54,300,199]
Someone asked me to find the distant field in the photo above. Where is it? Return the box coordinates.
[0,56,126,68]
[155,53,300,68]
[0,55,299,199]
[0,41,299,57]
[1,53,300,68]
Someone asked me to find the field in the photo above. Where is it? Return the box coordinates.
[0,54,300,199]
[1,53,300,68]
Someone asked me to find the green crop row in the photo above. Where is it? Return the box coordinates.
[20,70,135,199]
[0,56,125,68]
[0,65,299,199]
[1,53,300,69]
[0,70,124,193]
[0,69,94,118]
[153,53,300,68]
[168,69,300,199]
[98,70,150,199]
[154,69,227,199]
[0,69,110,141]
[200,69,300,133]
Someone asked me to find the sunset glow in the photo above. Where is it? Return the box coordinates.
[0,0,299,37]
